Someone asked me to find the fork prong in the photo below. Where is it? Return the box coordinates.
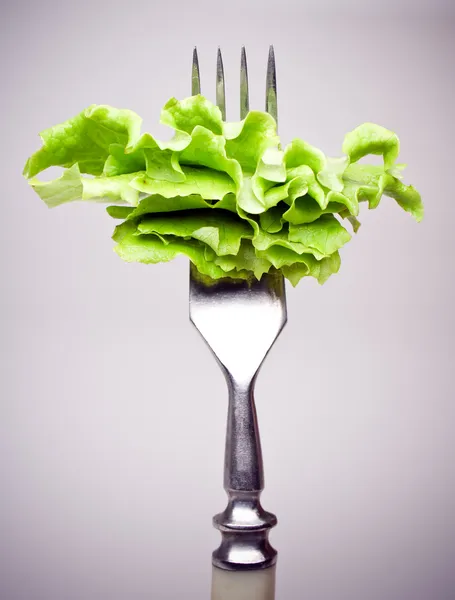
[240,46,249,120]
[192,46,201,96]
[266,45,278,127]
[216,47,226,120]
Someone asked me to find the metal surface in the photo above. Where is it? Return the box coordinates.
[216,48,226,120]
[192,47,201,95]
[265,45,277,126]
[240,46,249,119]
[189,48,287,571]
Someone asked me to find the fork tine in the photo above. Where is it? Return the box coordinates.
[240,46,249,120]
[216,47,226,120]
[266,45,278,127]
[192,46,201,95]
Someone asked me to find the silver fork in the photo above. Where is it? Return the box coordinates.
[189,46,287,600]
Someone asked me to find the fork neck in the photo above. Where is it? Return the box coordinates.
[223,375,264,493]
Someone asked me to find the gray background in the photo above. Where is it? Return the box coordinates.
[1,0,454,598]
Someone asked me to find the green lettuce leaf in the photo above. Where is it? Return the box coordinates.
[224,111,279,172]
[24,105,142,178]
[283,196,346,225]
[282,252,341,286]
[104,130,192,182]
[23,94,423,286]
[113,220,251,281]
[178,125,242,189]
[29,164,142,207]
[259,205,286,233]
[343,123,399,170]
[130,167,235,200]
[288,214,351,256]
[161,95,223,135]
[343,163,423,220]
[207,240,273,280]
[136,210,252,256]
[237,207,329,261]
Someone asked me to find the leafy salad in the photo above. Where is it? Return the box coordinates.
[23,95,423,285]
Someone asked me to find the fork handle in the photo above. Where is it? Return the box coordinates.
[212,377,277,571]
[211,565,276,600]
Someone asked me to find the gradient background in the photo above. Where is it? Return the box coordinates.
[1,1,454,598]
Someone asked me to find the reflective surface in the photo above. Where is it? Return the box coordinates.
[190,267,287,569]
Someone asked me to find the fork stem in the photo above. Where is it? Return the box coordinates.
[212,375,277,571]
[224,378,264,491]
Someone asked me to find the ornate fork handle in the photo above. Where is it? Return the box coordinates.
[213,377,277,570]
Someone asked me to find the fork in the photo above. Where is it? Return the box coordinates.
[189,46,288,600]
